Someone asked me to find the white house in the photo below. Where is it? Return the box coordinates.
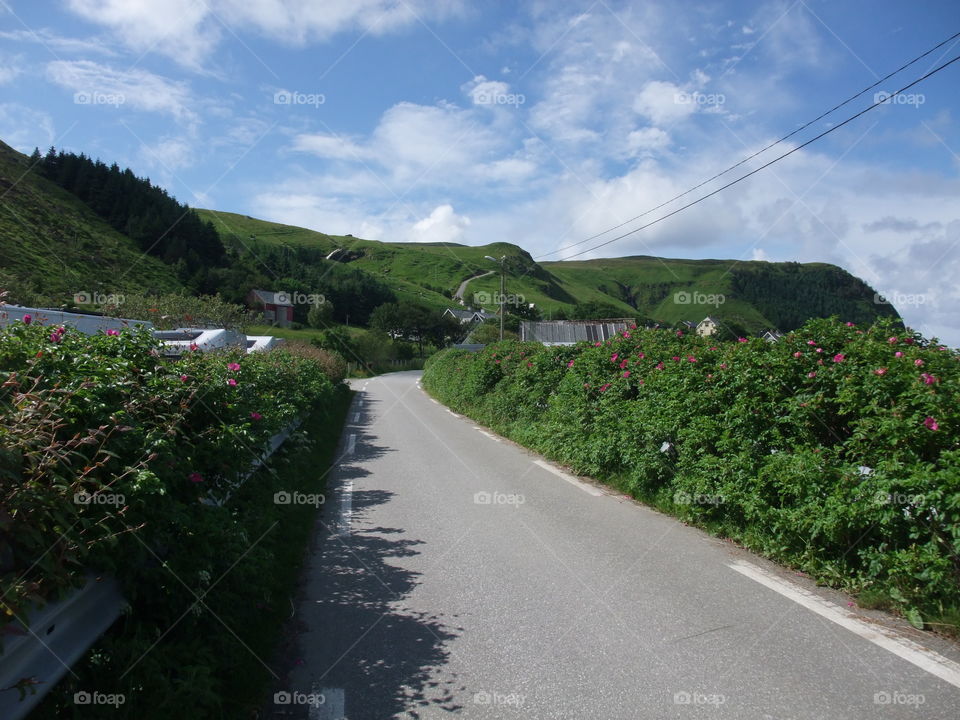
[696,316,720,337]
[153,327,247,357]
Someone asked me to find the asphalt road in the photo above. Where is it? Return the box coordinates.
[453,270,495,302]
[280,371,960,719]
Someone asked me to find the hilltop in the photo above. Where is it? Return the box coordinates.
[0,140,182,301]
[197,208,899,333]
[0,138,899,334]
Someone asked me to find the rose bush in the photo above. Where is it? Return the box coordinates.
[0,316,348,715]
[423,317,960,631]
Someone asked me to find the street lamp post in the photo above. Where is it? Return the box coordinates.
[484,254,506,341]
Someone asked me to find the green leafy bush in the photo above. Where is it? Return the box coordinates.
[0,315,347,715]
[423,318,960,630]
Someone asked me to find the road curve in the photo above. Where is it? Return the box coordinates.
[453,270,495,302]
[281,371,960,719]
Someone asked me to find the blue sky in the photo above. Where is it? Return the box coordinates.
[1,1,959,342]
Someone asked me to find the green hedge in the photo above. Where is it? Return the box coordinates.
[423,317,960,631]
[0,319,349,715]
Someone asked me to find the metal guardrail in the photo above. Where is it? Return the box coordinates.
[0,576,126,720]
[0,419,303,716]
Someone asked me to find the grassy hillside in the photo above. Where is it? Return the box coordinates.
[0,131,895,335]
[199,209,897,333]
[0,141,183,302]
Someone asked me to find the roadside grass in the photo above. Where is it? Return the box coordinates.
[30,386,353,720]
[219,386,353,717]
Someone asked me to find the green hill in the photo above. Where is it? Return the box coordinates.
[0,135,898,335]
[0,140,183,301]
[197,209,898,333]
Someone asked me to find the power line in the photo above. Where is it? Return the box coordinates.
[553,52,960,262]
[536,30,960,260]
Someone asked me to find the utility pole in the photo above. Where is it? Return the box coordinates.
[484,254,506,341]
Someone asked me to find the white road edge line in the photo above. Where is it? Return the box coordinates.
[336,479,353,538]
[345,433,356,455]
[353,413,360,423]
[472,426,501,442]
[729,559,960,690]
[533,459,604,496]
[310,685,345,720]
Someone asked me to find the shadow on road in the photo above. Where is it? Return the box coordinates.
[270,395,463,719]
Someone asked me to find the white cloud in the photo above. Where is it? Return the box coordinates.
[463,75,511,107]
[0,63,20,85]
[409,204,470,243]
[65,0,465,69]
[66,0,219,69]
[138,136,195,171]
[45,60,197,125]
[632,80,696,126]
[627,126,670,154]
[0,28,118,56]
[291,100,526,191]
[0,103,55,153]
[291,133,372,162]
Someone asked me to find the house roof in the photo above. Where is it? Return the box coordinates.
[443,308,475,320]
[250,289,293,307]
[699,316,720,325]
[520,319,633,345]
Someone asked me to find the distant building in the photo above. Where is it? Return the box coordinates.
[696,316,720,337]
[154,327,247,358]
[761,329,784,342]
[443,308,497,325]
[248,289,294,327]
[1,304,278,356]
[680,320,697,330]
[0,305,153,335]
[520,318,634,346]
